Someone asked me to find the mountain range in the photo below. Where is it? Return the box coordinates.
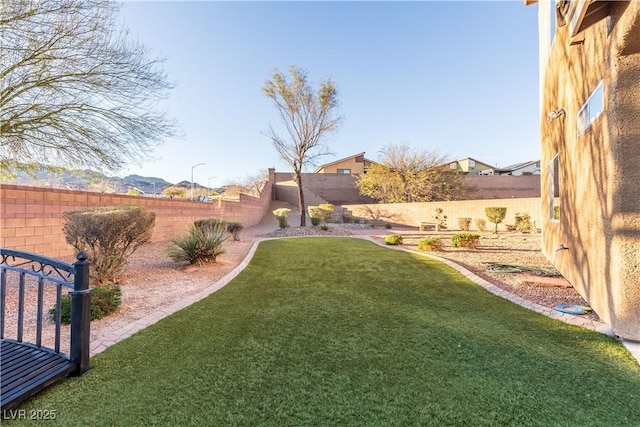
[3,166,212,194]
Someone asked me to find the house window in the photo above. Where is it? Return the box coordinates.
[549,154,560,221]
[468,160,476,168]
[577,81,604,134]
[337,169,351,174]
[449,163,457,170]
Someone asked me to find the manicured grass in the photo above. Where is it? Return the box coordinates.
[8,238,640,426]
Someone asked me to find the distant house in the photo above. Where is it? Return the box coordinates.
[314,152,376,174]
[526,0,640,341]
[480,160,541,176]
[444,157,494,175]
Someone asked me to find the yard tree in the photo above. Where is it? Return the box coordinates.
[0,0,178,177]
[162,186,188,199]
[356,144,471,203]
[262,66,341,226]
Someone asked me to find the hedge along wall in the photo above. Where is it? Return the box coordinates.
[0,182,273,258]
[343,198,542,231]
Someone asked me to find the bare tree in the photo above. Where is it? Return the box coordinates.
[356,144,471,203]
[0,0,178,176]
[262,66,341,226]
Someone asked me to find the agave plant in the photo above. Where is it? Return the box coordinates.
[168,223,228,265]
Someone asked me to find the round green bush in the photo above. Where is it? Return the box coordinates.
[50,283,122,324]
[451,233,481,249]
[384,234,403,245]
[418,237,443,251]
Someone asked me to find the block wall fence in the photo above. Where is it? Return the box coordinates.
[0,182,273,258]
[343,198,542,231]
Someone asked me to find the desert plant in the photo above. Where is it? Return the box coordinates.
[318,204,335,222]
[342,211,354,223]
[385,223,392,229]
[194,218,225,232]
[485,207,507,234]
[273,208,291,228]
[515,214,534,233]
[168,223,228,265]
[433,208,447,231]
[308,206,325,226]
[418,237,443,252]
[384,234,403,245]
[226,222,244,242]
[451,233,481,249]
[63,205,155,283]
[457,217,472,231]
[475,218,487,232]
[50,283,121,324]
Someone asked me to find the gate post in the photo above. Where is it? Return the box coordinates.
[70,252,91,375]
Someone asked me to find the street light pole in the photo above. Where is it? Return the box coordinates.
[191,163,205,200]
[208,176,216,197]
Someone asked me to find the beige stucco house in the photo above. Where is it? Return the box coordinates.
[445,157,495,175]
[527,0,640,341]
[314,152,376,174]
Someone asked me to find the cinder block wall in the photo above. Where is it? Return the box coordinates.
[274,172,540,205]
[0,183,272,258]
[274,172,376,205]
[344,198,542,231]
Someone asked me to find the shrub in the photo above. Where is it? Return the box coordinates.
[515,213,534,233]
[309,205,333,225]
[63,205,155,284]
[196,218,243,242]
[318,204,334,222]
[168,223,228,265]
[194,218,225,232]
[50,283,121,324]
[457,217,472,231]
[385,223,392,229]
[342,211,354,223]
[485,207,507,234]
[384,234,403,245]
[418,237,443,252]
[475,218,487,232]
[308,206,324,226]
[226,222,243,242]
[273,208,291,228]
[451,233,481,249]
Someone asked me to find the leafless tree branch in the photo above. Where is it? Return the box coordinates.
[0,0,180,176]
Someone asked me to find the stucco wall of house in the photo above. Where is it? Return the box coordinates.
[316,155,367,174]
[540,2,640,340]
[0,181,273,259]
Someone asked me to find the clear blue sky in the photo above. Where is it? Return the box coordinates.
[118,0,540,187]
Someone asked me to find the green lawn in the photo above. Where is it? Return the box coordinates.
[9,238,640,426]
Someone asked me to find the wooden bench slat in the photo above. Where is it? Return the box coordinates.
[0,340,75,410]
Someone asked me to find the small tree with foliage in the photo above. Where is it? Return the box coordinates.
[273,208,292,228]
[356,144,472,203]
[63,205,155,283]
[263,66,342,226]
[485,207,507,234]
[162,186,188,199]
